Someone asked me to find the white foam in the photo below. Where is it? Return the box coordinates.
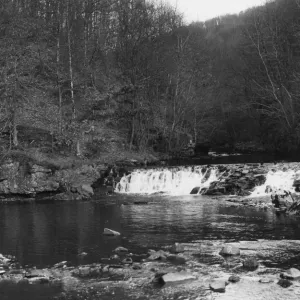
[250,170,300,197]
[115,166,219,195]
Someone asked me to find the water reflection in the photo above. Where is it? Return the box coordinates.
[0,195,300,267]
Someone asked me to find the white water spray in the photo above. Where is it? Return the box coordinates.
[115,166,219,195]
[250,169,300,197]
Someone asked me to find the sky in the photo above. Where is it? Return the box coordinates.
[166,0,267,22]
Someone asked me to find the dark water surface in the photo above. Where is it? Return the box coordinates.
[1,195,300,268]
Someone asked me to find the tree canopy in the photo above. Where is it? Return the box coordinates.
[1,0,300,157]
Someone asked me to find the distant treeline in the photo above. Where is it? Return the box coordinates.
[0,0,300,155]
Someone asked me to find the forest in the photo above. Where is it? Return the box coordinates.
[1,0,300,161]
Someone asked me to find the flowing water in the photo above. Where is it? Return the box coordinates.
[1,191,300,268]
[116,166,219,195]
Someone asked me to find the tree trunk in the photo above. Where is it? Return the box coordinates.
[67,0,75,120]
[129,116,135,150]
[56,2,62,135]
[12,60,18,147]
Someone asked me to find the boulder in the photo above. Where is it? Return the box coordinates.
[280,268,300,280]
[113,246,128,254]
[259,278,273,284]
[293,179,300,192]
[161,272,196,284]
[277,279,293,288]
[148,250,167,261]
[190,187,200,195]
[228,275,240,283]
[79,184,94,197]
[219,245,240,256]
[209,280,226,293]
[243,257,259,271]
[170,243,185,253]
[25,269,52,283]
[103,228,121,236]
[25,269,47,278]
[0,254,10,264]
[28,276,50,284]
[271,191,294,209]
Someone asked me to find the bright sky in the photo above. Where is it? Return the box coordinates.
[166,0,267,22]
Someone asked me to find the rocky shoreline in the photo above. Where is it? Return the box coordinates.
[1,238,300,299]
[0,156,153,202]
[2,157,300,209]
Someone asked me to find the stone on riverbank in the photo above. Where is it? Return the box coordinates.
[54,261,68,268]
[259,277,273,283]
[161,272,196,284]
[278,279,293,288]
[228,275,240,283]
[280,268,300,280]
[79,184,94,197]
[243,257,259,271]
[147,250,167,261]
[219,245,240,256]
[2,240,300,299]
[78,252,88,258]
[209,280,227,293]
[113,247,128,254]
[171,243,185,253]
[103,228,121,236]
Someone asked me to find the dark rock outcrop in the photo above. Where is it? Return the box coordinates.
[0,158,105,202]
[190,187,200,194]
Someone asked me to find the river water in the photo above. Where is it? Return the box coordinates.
[1,194,300,269]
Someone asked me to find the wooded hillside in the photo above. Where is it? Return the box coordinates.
[1,0,300,160]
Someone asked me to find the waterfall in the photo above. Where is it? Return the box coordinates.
[115,166,219,195]
[250,169,300,197]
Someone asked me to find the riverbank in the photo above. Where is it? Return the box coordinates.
[0,149,161,203]
[1,239,300,300]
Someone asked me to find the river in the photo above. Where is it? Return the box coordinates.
[1,194,300,269]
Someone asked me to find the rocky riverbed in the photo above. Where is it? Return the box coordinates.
[1,238,300,299]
